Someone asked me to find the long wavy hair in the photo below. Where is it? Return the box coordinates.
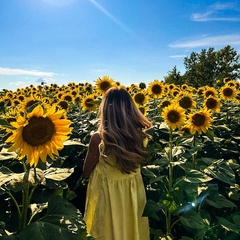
[98,87,152,173]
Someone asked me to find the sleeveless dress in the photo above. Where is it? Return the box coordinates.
[84,141,150,240]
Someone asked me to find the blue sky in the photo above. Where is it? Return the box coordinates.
[0,0,240,91]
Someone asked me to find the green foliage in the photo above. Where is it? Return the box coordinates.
[164,45,240,88]
[142,99,240,239]
[0,81,239,239]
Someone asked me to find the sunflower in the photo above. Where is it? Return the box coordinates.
[73,94,81,104]
[188,109,213,135]
[6,104,72,167]
[62,92,73,102]
[177,93,196,110]
[235,91,240,103]
[197,87,205,96]
[204,96,221,112]
[162,104,186,130]
[95,76,115,94]
[159,98,172,109]
[81,94,98,111]
[180,124,192,135]
[132,91,148,106]
[19,95,43,113]
[147,80,164,98]
[139,82,146,89]
[225,80,237,88]
[220,86,236,101]
[223,77,231,84]
[181,84,189,91]
[57,99,69,110]
[204,87,218,98]
[171,87,181,97]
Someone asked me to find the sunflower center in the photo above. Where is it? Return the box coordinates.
[179,96,192,109]
[152,85,162,94]
[223,88,233,97]
[85,99,94,107]
[206,98,217,109]
[161,100,171,108]
[100,81,111,91]
[26,100,40,108]
[64,95,72,101]
[192,113,206,126]
[22,116,56,147]
[167,110,180,123]
[134,93,145,104]
[205,91,214,98]
[58,101,69,110]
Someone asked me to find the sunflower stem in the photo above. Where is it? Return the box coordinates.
[166,128,173,237]
[20,184,29,231]
[192,133,197,169]
[19,163,30,231]
[3,188,21,229]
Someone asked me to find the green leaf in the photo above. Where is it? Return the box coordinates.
[233,215,240,227]
[143,199,162,221]
[141,166,158,179]
[19,195,88,240]
[206,194,237,208]
[0,148,17,161]
[179,210,206,230]
[63,140,87,147]
[0,167,23,192]
[0,118,16,130]
[203,159,236,185]
[44,167,74,181]
[184,170,212,183]
[217,217,240,233]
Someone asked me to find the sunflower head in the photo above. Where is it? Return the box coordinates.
[95,76,116,94]
[62,93,73,102]
[139,82,147,89]
[188,109,213,135]
[133,91,148,105]
[6,104,72,167]
[204,96,221,112]
[81,94,98,111]
[204,87,218,98]
[162,104,186,130]
[177,93,196,110]
[57,100,69,110]
[220,86,236,101]
[180,124,192,135]
[148,80,164,98]
[160,99,171,109]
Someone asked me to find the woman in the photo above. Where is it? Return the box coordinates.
[83,87,152,240]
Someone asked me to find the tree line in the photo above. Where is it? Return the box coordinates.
[164,45,240,88]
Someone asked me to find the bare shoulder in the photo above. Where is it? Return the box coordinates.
[89,132,101,145]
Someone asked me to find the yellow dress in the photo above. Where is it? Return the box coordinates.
[84,142,150,240]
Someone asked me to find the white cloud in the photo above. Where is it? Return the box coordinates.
[0,67,55,77]
[169,54,187,59]
[9,81,28,88]
[191,2,240,22]
[35,77,53,84]
[169,34,240,48]
[90,68,107,73]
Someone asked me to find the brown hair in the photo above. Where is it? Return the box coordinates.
[98,87,152,173]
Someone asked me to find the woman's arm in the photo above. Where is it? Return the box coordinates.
[83,132,101,178]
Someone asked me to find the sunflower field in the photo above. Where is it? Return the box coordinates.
[0,76,240,240]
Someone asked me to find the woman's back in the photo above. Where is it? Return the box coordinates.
[84,141,150,240]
